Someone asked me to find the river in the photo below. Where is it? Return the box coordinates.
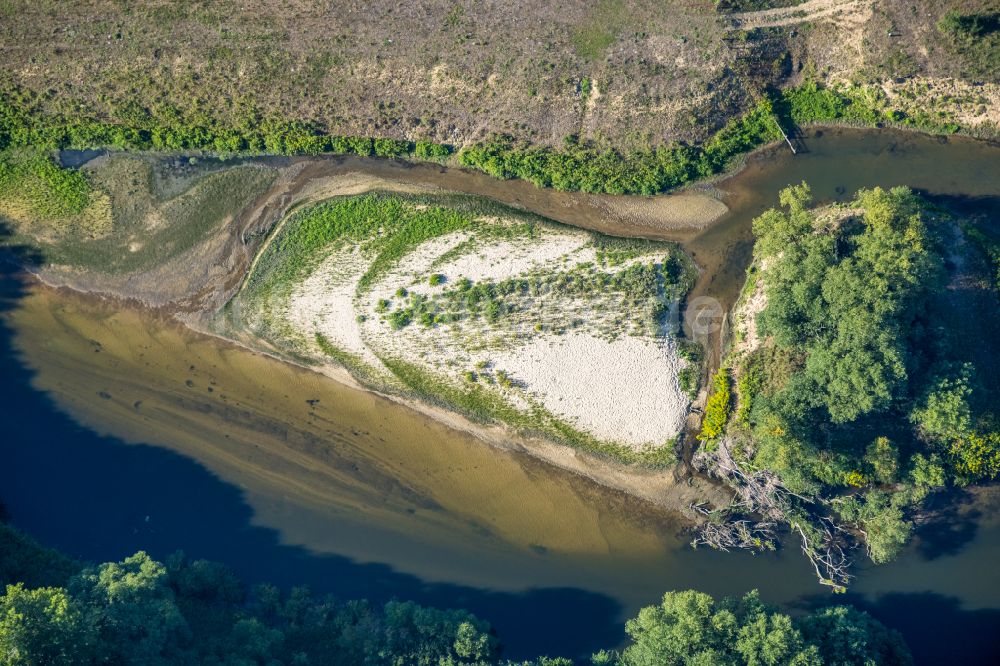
[3,127,1000,662]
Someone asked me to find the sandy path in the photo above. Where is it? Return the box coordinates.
[727,0,865,29]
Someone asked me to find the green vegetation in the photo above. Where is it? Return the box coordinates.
[611,589,910,666]
[0,149,90,219]
[937,10,1000,80]
[734,352,764,428]
[698,369,731,444]
[753,184,940,426]
[836,490,914,565]
[0,80,974,202]
[415,141,452,160]
[715,0,806,10]
[677,367,699,399]
[241,193,475,333]
[0,151,277,273]
[725,183,1000,568]
[0,525,498,666]
[313,332,377,382]
[456,101,781,195]
[571,0,627,60]
[235,191,693,467]
[381,257,687,340]
[0,90,454,164]
[963,223,1000,292]
[0,522,912,665]
[457,83,967,195]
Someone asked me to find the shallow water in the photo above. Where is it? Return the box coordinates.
[6,127,1000,662]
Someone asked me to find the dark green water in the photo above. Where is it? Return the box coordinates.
[3,127,1000,663]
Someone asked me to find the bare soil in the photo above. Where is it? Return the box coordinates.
[3,1,994,150]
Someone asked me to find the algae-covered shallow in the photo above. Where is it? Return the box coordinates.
[2,152,277,274]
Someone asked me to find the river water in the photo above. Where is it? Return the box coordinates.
[3,127,1000,662]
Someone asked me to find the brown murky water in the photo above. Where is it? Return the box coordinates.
[7,275,1000,661]
[5,127,1000,661]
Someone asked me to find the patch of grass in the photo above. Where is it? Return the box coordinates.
[242,193,474,326]
[357,206,470,293]
[735,351,765,428]
[0,148,90,217]
[382,355,531,427]
[677,340,704,364]
[0,148,110,241]
[678,366,699,399]
[571,0,627,60]
[937,10,1000,81]
[314,332,367,375]
[593,235,675,268]
[2,152,276,272]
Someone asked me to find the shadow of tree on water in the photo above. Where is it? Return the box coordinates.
[911,487,983,561]
[795,590,1000,665]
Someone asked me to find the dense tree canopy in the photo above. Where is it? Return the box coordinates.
[616,590,910,666]
[734,183,1000,566]
[0,523,913,666]
[754,184,941,426]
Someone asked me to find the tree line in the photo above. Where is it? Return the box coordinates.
[0,79,964,199]
[0,522,912,665]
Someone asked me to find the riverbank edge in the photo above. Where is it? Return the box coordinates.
[6,78,997,200]
[17,160,737,518]
[23,273,732,520]
[15,119,1000,529]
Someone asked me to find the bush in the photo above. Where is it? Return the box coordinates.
[935,11,1000,81]
[0,149,92,219]
[909,453,947,487]
[910,366,974,443]
[951,430,1000,481]
[866,437,900,484]
[620,590,912,666]
[836,491,913,564]
[678,367,698,398]
[414,140,452,159]
[373,137,411,157]
[698,369,731,443]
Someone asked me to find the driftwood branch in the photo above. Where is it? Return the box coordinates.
[691,438,854,591]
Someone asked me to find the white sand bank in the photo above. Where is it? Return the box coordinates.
[493,332,689,446]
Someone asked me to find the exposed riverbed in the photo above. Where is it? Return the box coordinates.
[3,126,1000,662]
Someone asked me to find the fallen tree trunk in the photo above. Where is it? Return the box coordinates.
[691,438,855,591]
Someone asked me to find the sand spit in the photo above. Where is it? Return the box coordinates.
[26,156,728,511]
[598,193,728,233]
[283,214,692,450]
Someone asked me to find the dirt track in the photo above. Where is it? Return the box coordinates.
[728,0,866,29]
